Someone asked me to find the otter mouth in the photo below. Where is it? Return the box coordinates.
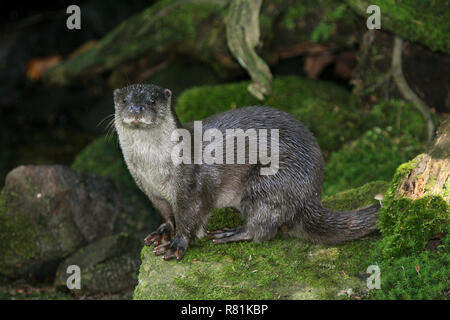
[122,117,152,128]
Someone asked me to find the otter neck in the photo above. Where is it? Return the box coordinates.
[116,114,179,201]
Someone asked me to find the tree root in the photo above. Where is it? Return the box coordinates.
[226,0,272,100]
[391,36,435,142]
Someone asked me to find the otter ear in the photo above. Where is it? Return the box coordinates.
[113,89,121,99]
[164,88,172,100]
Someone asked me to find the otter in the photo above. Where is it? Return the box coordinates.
[114,84,379,260]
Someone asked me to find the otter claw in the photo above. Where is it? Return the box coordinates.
[163,249,178,260]
[153,241,171,255]
[144,223,173,246]
[144,233,158,246]
[161,235,188,261]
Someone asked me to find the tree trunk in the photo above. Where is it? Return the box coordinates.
[396,118,450,202]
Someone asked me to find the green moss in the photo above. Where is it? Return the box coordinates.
[311,3,348,42]
[71,135,160,234]
[377,196,449,259]
[364,156,450,299]
[135,235,376,300]
[369,222,449,300]
[373,248,449,300]
[0,190,39,277]
[280,1,358,46]
[322,180,388,211]
[375,160,450,259]
[46,0,228,84]
[323,126,425,196]
[323,100,426,196]
[176,76,362,157]
[206,208,243,231]
[281,2,309,30]
[134,181,385,300]
[72,136,134,189]
[345,0,450,54]
[364,100,427,139]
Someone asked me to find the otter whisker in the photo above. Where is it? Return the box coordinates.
[97,113,115,128]
[105,118,117,142]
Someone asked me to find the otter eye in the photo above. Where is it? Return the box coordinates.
[122,98,127,103]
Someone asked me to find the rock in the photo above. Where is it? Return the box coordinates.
[71,136,160,238]
[134,181,387,300]
[54,233,142,294]
[0,165,119,279]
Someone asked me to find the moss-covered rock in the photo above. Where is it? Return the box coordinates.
[0,165,119,279]
[175,76,362,158]
[133,181,387,300]
[54,233,142,294]
[72,136,160,237]
[345,0,450,54]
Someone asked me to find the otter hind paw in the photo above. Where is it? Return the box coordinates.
[206,227,252,244]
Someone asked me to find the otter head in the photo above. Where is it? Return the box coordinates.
[114,84,172,129]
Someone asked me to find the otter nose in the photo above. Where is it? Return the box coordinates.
[129,105,143,113]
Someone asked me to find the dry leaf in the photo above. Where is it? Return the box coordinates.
[27,56,61,81]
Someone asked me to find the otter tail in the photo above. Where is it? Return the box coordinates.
[290,202,380,244]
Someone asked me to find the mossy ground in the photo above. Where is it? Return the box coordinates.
[134,181,388,300]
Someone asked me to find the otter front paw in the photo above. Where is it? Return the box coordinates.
[158,235,188,261]
[144,222,173,246]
